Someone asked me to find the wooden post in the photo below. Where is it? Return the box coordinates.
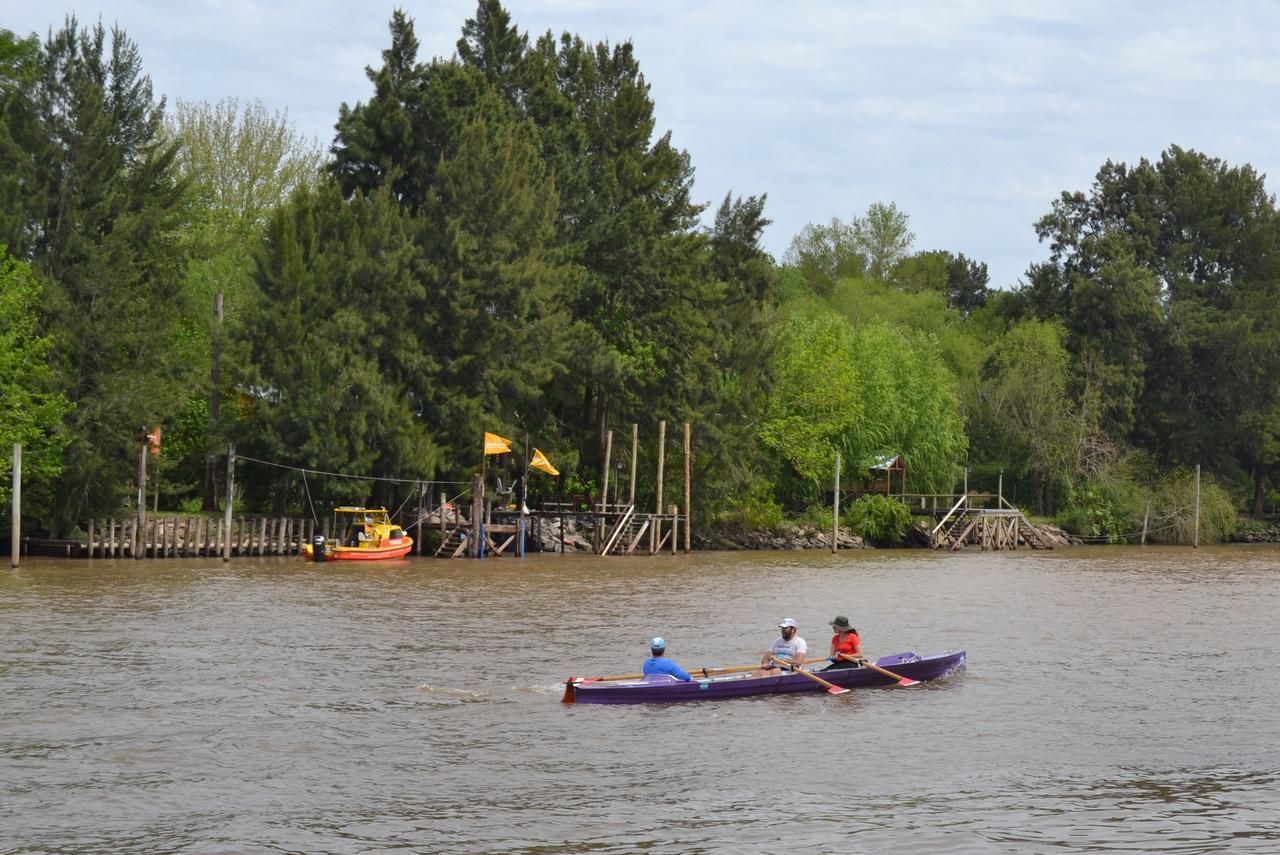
[601,427,611,514]
[629,423,639,505]
[671,504,678,554]
[652,420,666,554]
[417,482,425,556]
[223,444,235,562]
[471,473,483,558]
[997,471,1003,508]
[439,492,447,538]
[87,518,96,560]
[683,422,691,554]
[1193,464,1200,548]
[136,439,147,560]
[832,451,841,555]
[964,467,970,510]
[1141,500,1150,545]
[10,444,19,568]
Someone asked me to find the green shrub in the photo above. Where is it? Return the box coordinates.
[797,503,833,531]
[1056,482,1140,543]
[714,482,784,532]
[846,494,912,544]
[1147,470,1237,544]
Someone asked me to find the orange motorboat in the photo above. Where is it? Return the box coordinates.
[303,507,413,562]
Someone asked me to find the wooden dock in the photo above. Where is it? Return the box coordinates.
[927,494,1053,550]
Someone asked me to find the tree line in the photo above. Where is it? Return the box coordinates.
[2,5,1276,544]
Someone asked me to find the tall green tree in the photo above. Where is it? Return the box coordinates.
[781,217,864,297]
[1,18,191,533]
[0,28,42,257]
[977,319,1098,514]
[166,95,324,509]
[457,0,528,101]
[418,113,572,469]
[240,183,436,512]
[1029,146,1280,512]
[0,248,70,517]
[761,312,965,500]
[852,201,914,282]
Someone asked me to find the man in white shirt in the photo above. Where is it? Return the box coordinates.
[754,617,807,677]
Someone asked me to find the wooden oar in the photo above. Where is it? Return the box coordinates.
[787,663,850,695]
[840,654,919,686]
[561,663,761,702]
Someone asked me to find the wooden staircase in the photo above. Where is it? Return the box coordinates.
[598,504,653,555]
[435,527,468,559]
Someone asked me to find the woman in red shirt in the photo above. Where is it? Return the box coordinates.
[822,615,864,670]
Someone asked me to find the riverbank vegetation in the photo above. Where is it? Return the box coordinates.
[3,5,1278,545]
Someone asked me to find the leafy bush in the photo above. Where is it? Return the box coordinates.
[846,494,912,544]
[1056,482,1140,543]
[1147,470,1237,544]
[797,503,833,532]
[713,482,784,532]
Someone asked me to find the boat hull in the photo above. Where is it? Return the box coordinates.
[303,539,413,561]
[568,650,965,704]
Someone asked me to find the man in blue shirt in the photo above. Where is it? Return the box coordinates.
[643,637,693,681]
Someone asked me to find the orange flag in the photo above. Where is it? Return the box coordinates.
[530,448,559,476]
[484,432,513,455]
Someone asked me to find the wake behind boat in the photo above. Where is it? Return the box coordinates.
[563,650,965,704]
[304,507,413,562]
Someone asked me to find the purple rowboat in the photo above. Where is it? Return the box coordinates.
[565,650,966,705]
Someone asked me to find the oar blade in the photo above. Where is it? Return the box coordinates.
[897,677,920,687]
[826,685,850,694]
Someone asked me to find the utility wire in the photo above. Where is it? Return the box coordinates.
[235,454,471,486]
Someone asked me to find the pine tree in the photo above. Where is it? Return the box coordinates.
[2,19,192,532]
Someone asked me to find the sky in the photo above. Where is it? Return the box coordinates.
[5,0,1280,289]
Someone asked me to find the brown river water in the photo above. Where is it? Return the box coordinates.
[3,546,1279,853]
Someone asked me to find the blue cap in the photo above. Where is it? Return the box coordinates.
[650,636,666,650]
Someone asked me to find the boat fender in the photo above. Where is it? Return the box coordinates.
[311,535,326,563]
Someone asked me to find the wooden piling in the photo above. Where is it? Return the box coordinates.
[683,422,691,554]
[223,444,235,563]
[1193,464,1200,548]
[470,474,483,558]
[135,440,146,560]
[671,504,678,555]
[10,444,19,568]
[630,423,639,505]
[832,451,841,555]
[87,518,95,560]
[652,421,666,555]
[416,482,425,556]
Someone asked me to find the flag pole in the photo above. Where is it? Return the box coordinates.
[520,433,530,557]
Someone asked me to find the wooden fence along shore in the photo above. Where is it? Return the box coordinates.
[75,516,314,559]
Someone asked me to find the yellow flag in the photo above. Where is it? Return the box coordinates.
[530,448,559,476]
[484,432,513,455]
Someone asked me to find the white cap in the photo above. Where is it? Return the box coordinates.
[778,618,798,629]
[650,636,666,650]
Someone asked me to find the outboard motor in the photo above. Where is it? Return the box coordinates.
[311,534,327,563]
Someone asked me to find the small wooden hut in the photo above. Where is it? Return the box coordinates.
[867,454,907,496]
